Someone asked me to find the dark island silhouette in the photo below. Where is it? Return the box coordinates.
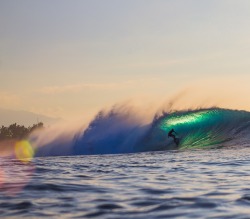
[0,122,44,141]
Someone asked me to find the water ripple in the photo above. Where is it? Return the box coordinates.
[1,147,250,218]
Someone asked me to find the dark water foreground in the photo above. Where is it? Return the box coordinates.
[1,147,250,218]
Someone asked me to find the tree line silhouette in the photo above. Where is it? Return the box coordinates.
[0,122,44,141]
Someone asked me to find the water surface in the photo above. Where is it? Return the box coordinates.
[1,147,250,218]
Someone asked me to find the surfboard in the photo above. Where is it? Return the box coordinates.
[174,138,180,146]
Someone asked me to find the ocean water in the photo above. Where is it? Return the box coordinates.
[2,146,250,218]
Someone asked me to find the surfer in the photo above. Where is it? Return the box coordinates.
[168,129,179,145]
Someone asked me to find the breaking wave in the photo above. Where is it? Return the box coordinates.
[33,108,250,156]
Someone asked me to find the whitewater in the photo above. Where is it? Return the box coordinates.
[2,107,250,218]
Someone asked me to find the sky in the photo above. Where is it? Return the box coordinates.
[1,0,250,121]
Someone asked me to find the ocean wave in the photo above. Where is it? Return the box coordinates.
[34,108,250,156]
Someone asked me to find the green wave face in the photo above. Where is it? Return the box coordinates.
[139,108,250,151]
[159,109,223,148]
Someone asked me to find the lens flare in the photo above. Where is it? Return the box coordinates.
[0,168,5,188]
[14,140,34,162]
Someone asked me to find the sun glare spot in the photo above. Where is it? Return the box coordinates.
[165,111,209,126]
[14,140,34,162]
[159,110,217,131]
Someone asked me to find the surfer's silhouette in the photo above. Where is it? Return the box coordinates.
[168,129,179,145]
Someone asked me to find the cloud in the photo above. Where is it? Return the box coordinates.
[0,91,21,107]
[38,79,163,95]
[39,82,135,94]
